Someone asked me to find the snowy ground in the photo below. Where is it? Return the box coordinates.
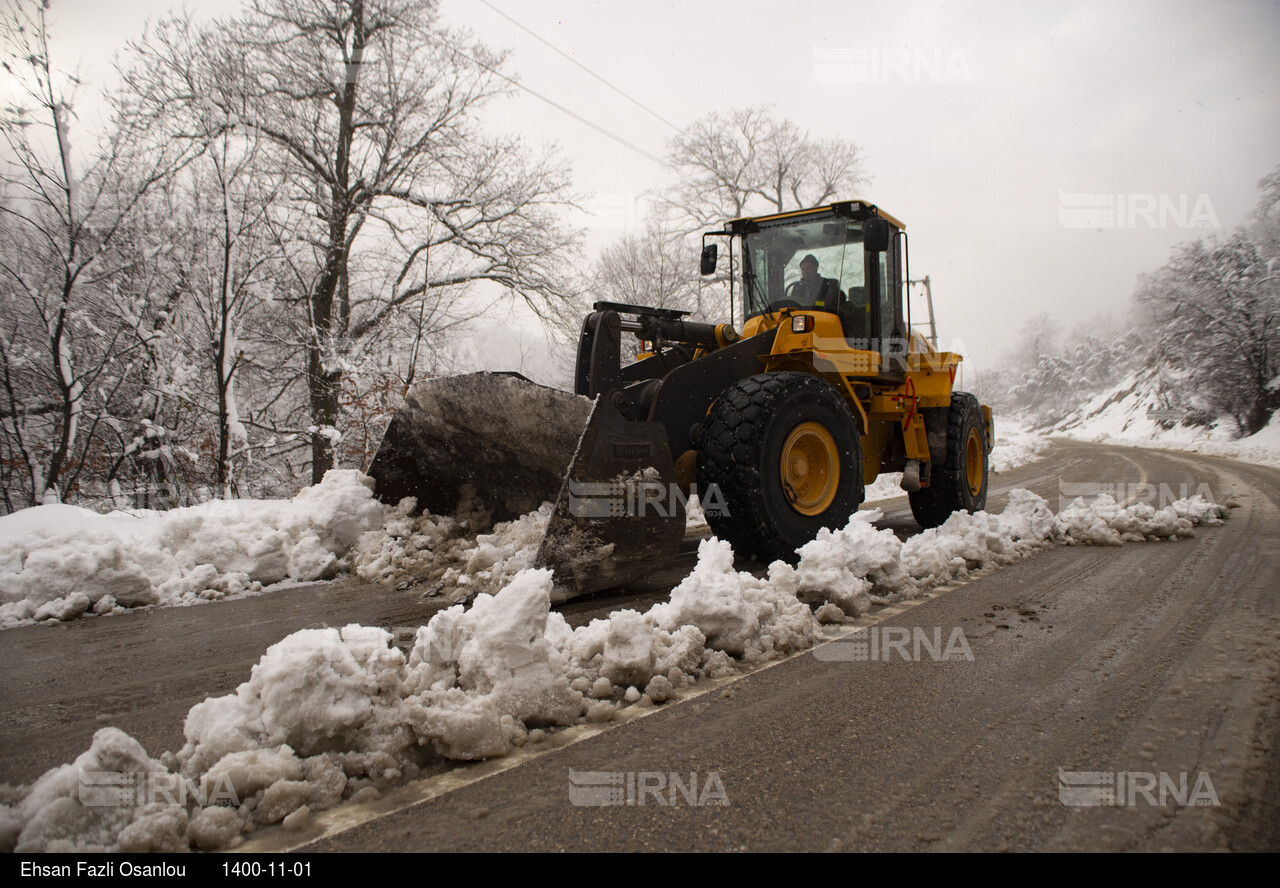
[1048,377,1280,468]
[0,421,1053,630]
[0,483,1230,852]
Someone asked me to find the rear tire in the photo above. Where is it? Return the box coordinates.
[697,372,864,563]
[909,392,988,528]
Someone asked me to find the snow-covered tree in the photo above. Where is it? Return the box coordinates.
[1137,229,1279,435]
[592,217,710,312]
[0,0,196,509]
[127,0,581,483]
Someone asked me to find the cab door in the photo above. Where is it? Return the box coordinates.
[867,220,905,383]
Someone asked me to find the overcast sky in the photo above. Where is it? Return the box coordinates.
[40,0,1280,376]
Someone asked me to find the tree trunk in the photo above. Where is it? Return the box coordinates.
[43,295,75,504]
[305,2,362,485]
[308,346,341,484]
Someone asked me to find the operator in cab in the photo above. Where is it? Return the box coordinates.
[790,254,841,310]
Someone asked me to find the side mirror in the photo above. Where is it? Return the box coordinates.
[864,218,891,252]
[700,243,718,276]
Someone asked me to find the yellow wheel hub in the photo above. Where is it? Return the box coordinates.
[781,422,839,515]
[965,427,984,496]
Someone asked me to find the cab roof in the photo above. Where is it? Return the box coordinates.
[721,200,905,234]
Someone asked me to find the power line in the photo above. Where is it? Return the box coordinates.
[478,0,683,134]
[436,33,692,183]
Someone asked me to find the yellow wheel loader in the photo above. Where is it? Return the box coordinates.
[369,201,993,598]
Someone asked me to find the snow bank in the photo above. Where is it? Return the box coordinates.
[0,471,390,630]
[0,413,1054,631]
[792,488,1224,609]
[0,489,1230,852]
[648,538,820,661]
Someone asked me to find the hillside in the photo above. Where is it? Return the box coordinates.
[1046,368,1280,468]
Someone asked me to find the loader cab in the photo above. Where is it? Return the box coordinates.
[707,202,908,380]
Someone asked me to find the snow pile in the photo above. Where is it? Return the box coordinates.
[900,488,1063,581]
[0,728,188,853]
[794,488,1224,609]
[1054,492,1226,546]
[0,563,742,851]
[348,500,467,589]
[648,538,820,661]
[178,623,414,777]
[351,500,549,601]
[0,488,1230,852]
[792,509,909,615]
[402,570,582,759]
[0,471,389,629]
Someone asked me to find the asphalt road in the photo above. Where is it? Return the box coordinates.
[2,440,1277,851]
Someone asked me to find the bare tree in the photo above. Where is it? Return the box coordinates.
[593,218,702,313]
[589,105,868,332]
[127,0,580,483]
[656,105,870,232]
[0,0,195,507]
[166,131,293,495]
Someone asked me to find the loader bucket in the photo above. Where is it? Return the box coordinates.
[368,372,686,598]
[535,396,686,600]
[368,372,593,524]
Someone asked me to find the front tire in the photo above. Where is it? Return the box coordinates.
[697,372,864,563]
[909,392,989,528]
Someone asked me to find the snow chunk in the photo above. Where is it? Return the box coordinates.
[648,538,820,662]
[353,501,550,601]
[404,569,582,758]
[601,609,659,689]
[1,728,180,853]
[794,508,908,612]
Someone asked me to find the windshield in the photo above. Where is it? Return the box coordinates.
[742,218,867,320]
